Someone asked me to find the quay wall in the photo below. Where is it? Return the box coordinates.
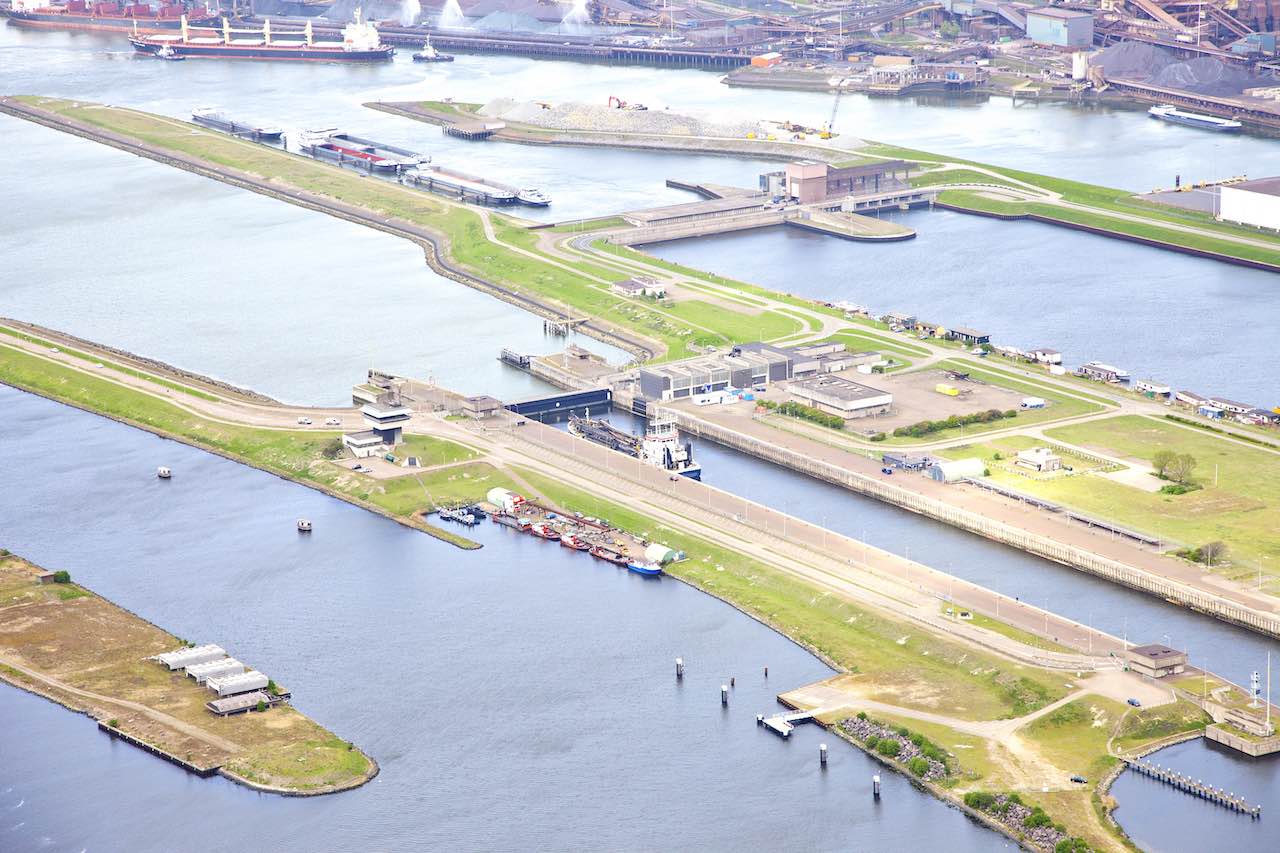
[666,409,1280,640]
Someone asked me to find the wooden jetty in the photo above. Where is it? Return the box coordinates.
[1125,758,1262,818]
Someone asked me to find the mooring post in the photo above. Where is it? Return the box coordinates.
[675,657,684,680]
[721,684,728,706]
[820,743,828,767]
[872,774,881,799]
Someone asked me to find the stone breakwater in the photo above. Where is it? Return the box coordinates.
[837,716,948,782]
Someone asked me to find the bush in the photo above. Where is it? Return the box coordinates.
[51,570,71,584]
[870,432,887,442]
[875,739,901,758]
[892,408,1012,438]
[1004,409,1018,419]
[256,700,267,712]
[856,711,868,721]
[865,734,879,749]
[1056,838,1092,853]
[895,725,911,737]
[266,679,280,696]
[107,718,120,728]
[964,791,996,810]
[1159,482,1201,495]
[1024,808,1053,829]
[908,756,930,777]
[1006,793,1023,806]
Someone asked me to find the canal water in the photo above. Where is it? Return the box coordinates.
[0,385,1009,852]
[3,24,1277,404]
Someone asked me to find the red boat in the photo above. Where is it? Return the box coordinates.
[559,534,590,551]
[528,523,561,542]
[589,545,629,565]
[2,1,215,35]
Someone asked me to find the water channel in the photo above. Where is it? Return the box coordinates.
[2,22,1278,851]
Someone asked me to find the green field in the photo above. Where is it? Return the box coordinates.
[1023,695,1124,782]
[0,344,507,546]
[1043,415,1280,574]
[515,467,1070,721]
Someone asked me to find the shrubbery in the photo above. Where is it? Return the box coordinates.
[875,738,901,758]
[758,399,845,430]
[52,570,71,584]
[892,408,1013,438]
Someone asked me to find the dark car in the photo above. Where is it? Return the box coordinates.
[881,467,893,475]
[1070,775,1087,784]
[1127,698,1142,708]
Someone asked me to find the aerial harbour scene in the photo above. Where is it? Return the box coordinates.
[2,0,1280,849]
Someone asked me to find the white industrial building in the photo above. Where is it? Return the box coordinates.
[927,458,986,483]
[1015,447,1062,472]
[787,375,893,419]
[486,487,527,514]
[186,657,245,685]
[206,670,270,698]
[156,644,226,671]
[1219,178,1280,231]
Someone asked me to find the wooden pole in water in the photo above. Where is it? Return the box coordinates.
[872,774,881,799]
[820,743,828,767]
[675,657,684,680]
[721,684,728,706]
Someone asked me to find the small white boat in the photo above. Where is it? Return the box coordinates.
[157,466,172,479]
[155,45,185,61]
[517,188,551,206]
[297,519,313,532]
[412,37,455,62]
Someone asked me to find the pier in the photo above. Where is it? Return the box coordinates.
[1124,758,1262,818]
[757,709,817,738]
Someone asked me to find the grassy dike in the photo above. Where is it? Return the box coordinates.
[3,97,805,362]
[0,551,378,795]
[0,334,502,548]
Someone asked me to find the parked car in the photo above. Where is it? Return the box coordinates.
[297,417,312,425]
[1070,775,1087,784]
[881,467,893,475]
[1127,698,1142,708]
[325,417,341,426]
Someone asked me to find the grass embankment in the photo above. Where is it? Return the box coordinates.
[1043,415,1280,577]
[0,552,376,793]
[513,467,1068,721]
[15,98,803,362]
[0,343,506,546]
[866,141,1280,267]
[939,605,1077,655]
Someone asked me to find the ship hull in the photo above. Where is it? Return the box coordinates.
[3,10,210,34]
[627,562,663,577]
[129,37,394,62]
[1148,108,1241,132]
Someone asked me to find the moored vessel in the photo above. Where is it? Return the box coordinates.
[589,545,628,565]
[128,12,394,62]
[3,0,214,34]
[626,560,663,576]
[299,128,424,171]
[528,522,561,541]
[191,107,282,140]
[517,188,551,207]
[1148,104,1242,132]
[559,534,590,551]
[568,412,700,480]
[412,36,453,62]
[492,512,531,531]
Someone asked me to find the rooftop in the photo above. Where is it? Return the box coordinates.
[1026,7,1094,19]
[1128,643,1185,660]
[791,374,888,403]
[1232,176,1280,197]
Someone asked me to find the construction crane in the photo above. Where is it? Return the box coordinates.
[820,82,844,139]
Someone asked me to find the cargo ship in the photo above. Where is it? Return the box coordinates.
[568,412,701,480]
[191,107,283,140]
[2,0,214,34]
[128,12,394,62]
[298,128,425,171]
[1148,105,1242,133]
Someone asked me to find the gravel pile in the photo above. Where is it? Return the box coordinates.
[479,98,761,138]
[1149,56,1258,96]
[1089,41,1174,79]
[838,717,949,782]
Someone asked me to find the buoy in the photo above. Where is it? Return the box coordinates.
[872,774,881,799]
[297,518,312,532]
[721,684,728,706]
[820,743,828,767]
[157,466,171,479]
[676,657,684,680]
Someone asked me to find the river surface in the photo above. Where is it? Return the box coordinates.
[0,385,1008,853]
[2,24,1277,405]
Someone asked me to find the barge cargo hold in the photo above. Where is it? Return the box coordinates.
[128,13,394,62]
[402,166,518,206]
[1148,104,1243,132]
[2,0,215,34]
[568,412,701,480]
[191,107,283,140]
[298,128,423,171]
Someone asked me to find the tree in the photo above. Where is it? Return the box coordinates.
[51,570,71,584]
[1152,449,1177,478]
[1166,453,1197,484]
[1200,541,1228,565]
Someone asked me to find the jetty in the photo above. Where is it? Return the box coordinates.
[1124,758,1262,818]
[757,709,816,738]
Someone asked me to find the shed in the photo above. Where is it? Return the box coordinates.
[1125,644,1187,679]
[186,657,245,684]
[927,458,985,483]
[206,670,270,698]
[644,543,681,565]
[156,644,226,671]
[486,487,526,513]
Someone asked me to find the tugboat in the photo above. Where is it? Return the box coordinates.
[528,522,561,541]
[559,533,590,551]
[589,544,629,565]
[412,36,454,62]
[517,188,551,207]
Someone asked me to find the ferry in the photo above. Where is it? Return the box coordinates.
[568,412,700,480]
[626,560,664,577]
[129,13,395,62]
[1148,105,1242,133]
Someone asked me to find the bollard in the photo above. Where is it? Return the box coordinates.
[820,743,828,767]
[764,666,768,678]
[721,684,728,706]
[872,774,881,800]
[676,657,684,680]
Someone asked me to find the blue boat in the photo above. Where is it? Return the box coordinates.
[627,560,664,576]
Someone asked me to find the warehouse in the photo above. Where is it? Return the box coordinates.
[207,670,270,698]
[927,458,986,483]
[1025,8,1094,49]
[1218,177,1280,231]
[788,375,893,419]
[186,657,245,685]
[156,644,226,671]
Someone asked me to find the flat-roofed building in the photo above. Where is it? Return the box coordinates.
[341,430,386,459]
[461,395,503,419]
[946,326,991,346]
[156,644,226,671]
[1125,643,1187,679]
[361,398,411,446]
[778,160,911,204]
[1219,177,1280,231]
[1025,8,1094,48]
[186,657,245,684]
[207,670,270,698]
[788,375,893,418]
[1015,447,1062,472]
